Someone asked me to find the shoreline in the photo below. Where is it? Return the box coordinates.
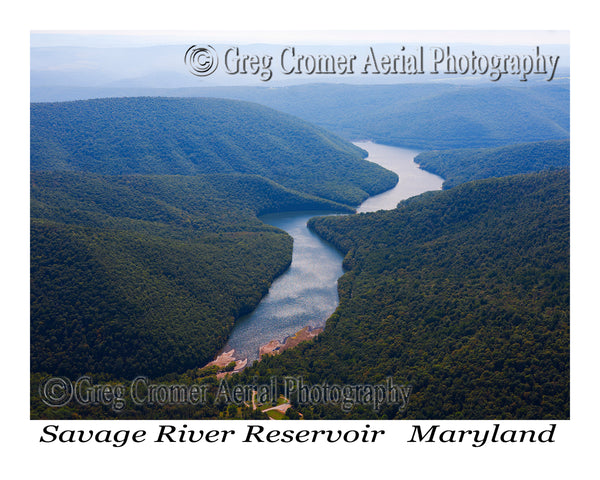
[204,325,323,377]
[259,325,323,360]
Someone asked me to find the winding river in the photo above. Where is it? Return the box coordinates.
[220,141,443,364]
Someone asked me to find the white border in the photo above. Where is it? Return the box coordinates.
[4,1,598,478]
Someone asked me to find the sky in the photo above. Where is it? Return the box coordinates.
[31,30,570,48]
[5,1,600,478]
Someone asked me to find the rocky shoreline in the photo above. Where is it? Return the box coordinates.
[204,325,322,378]
[259,326,323,359]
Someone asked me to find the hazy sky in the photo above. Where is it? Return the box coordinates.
[31,30,569,48]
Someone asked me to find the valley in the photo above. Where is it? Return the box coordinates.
[30,87,570,420]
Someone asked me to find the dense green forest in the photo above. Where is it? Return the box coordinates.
[30,92,569,420]
[32,170,569,419]
[234,170,570,419]
[31,172,354,378]
[30,96,391,379]
[31,83,570,150]
[415,139,570,188]
[31,97,397,205]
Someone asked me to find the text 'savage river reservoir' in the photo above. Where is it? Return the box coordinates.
[220,141,443,364]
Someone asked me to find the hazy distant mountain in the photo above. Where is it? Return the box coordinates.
[31,81,570,151]
[30,42,570,89]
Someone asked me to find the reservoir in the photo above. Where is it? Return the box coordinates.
[219,141,443,364]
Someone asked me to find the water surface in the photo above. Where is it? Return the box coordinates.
[355,141,443,212]
[220,211,344,363]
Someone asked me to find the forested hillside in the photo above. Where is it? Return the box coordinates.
[235,170,570,419]
[414,139,570,188]
[32,83,570,150]
[31,97,397,205]
[30,96,399,378]
[30,92,570,420]
[31,172,354,378]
